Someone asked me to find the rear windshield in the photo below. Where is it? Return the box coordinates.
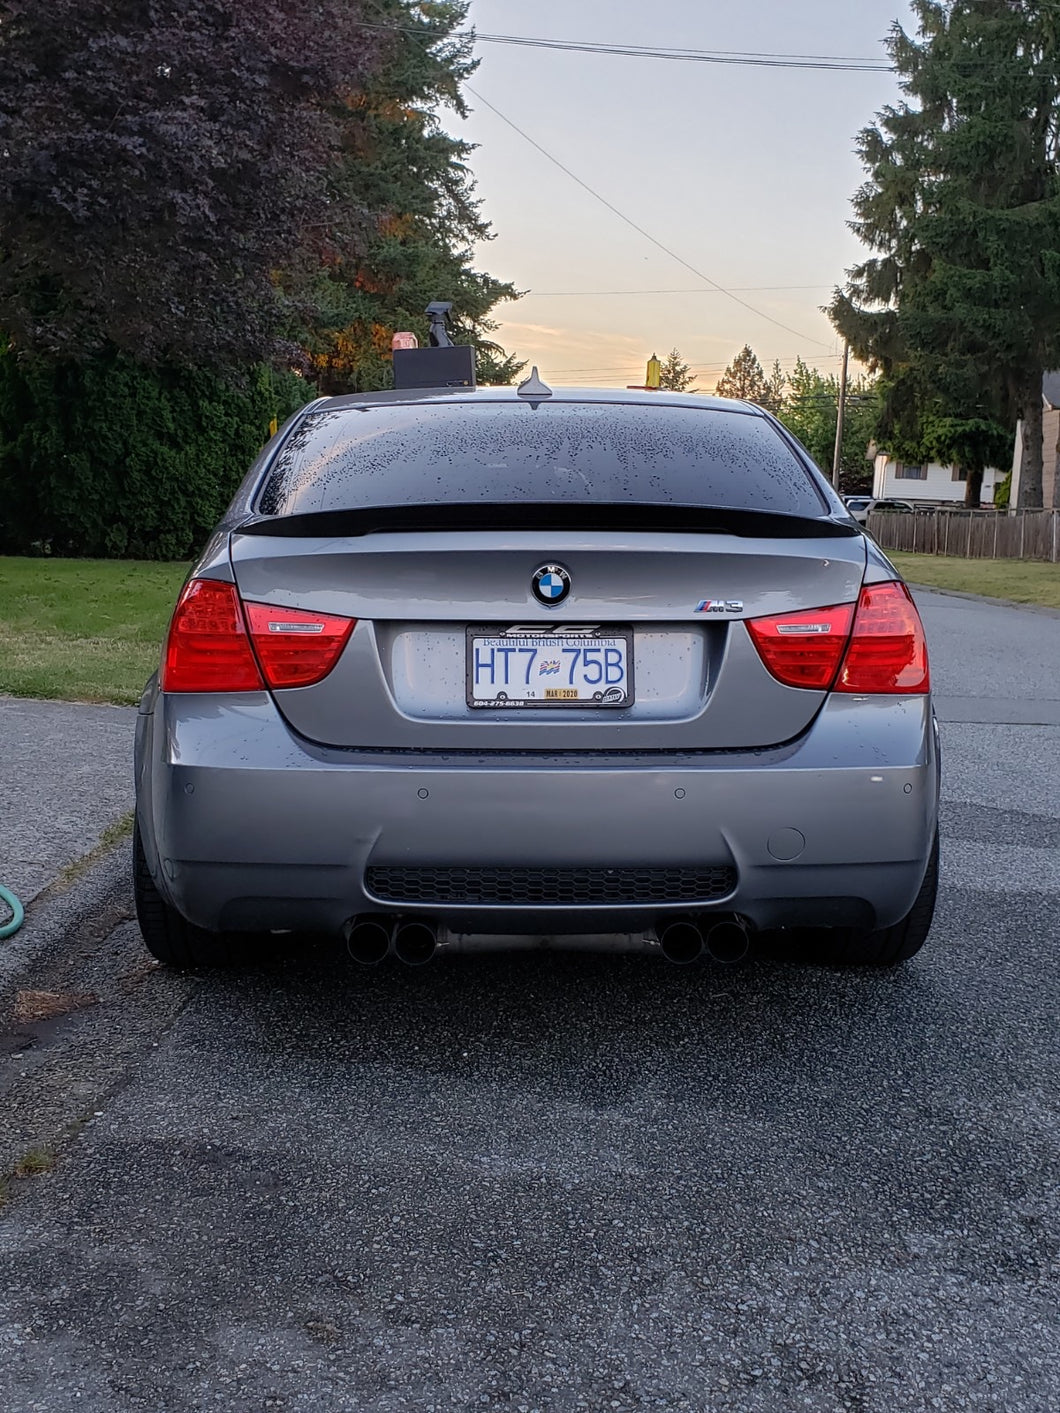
[257,400,826,519]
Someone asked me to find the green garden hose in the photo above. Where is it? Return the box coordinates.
[0,882,24,939]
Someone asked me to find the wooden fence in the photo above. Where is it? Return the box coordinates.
[867,507,1060,563]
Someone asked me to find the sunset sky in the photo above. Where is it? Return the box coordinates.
[450,0,917,389]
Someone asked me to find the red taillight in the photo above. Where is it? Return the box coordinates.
[836,580,930,695]
[161,579,356,693]
[746,581,929,695]
[243,600,355,688]
[746,602,855,690]
[161,579,264,693]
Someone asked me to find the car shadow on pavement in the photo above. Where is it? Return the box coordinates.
[186,937,947,1116]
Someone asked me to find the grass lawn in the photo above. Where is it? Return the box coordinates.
[0,558,189,705]
[889,553,1060,610]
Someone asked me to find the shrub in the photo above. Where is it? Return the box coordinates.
[0,345,311,558]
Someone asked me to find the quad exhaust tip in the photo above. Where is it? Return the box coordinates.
[658,916,750,966]
[705,919,751,965]
[344,916,440,966]
[344,916,393,966]
[657,919,705,966]
[347,914,745,967]
[393,921,438,967]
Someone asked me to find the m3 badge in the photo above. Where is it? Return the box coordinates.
[695,599,744,614]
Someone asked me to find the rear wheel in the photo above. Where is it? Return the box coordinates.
[133,824,232,967]
[801,831,939,967]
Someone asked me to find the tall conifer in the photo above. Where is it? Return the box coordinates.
[830,1,1060,506]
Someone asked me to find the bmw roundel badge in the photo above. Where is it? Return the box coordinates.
[531,563,572,607]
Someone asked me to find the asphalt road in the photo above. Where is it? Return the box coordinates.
[0,587,1058,1413]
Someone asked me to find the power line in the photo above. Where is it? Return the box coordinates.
[468,33,890,73]
[512,285,835,297]
[359,19,1060,79]
[545,354,848,374]
[465,85,834,351]
[353,20,891,72]
[548,354,850,369]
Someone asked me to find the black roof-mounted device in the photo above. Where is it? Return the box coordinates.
[393,300,477,390]
[426,301,455,347]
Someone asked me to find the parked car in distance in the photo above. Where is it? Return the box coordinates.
[134,385,939,972]
[843,496,873,523]
[845,496,917,526]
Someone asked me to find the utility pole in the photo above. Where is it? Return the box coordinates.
[831,339,849,491]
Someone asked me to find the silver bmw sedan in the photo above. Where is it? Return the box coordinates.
[134,385,939,969]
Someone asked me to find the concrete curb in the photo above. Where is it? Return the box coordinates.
[0,842,132,1004]
[908,582,1060,619]
[0,695,137,907]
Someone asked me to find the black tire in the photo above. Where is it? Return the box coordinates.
[802,831,939,967]
[133,824,232,967]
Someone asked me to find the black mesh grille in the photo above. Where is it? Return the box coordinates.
[364,865,737,907]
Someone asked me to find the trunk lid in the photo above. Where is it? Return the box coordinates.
[228,528,867,751]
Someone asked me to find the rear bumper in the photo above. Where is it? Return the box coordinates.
[135,692,939,936]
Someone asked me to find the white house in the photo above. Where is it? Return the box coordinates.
[870,453,1005,506]
[1009,371,1060,510]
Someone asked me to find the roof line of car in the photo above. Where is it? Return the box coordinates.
[305,387,766,416]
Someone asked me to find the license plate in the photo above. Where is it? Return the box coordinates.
[466,627,634,709]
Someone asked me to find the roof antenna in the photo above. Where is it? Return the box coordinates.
[517,366,553,399]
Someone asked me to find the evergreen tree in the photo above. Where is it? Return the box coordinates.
[290,1,523,391]
[0,341,310,558]
[780,358,881,492]
[714,345,770,404]
[829,1,1060,507]
[658,348,697,392]
[761,359,787,416]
